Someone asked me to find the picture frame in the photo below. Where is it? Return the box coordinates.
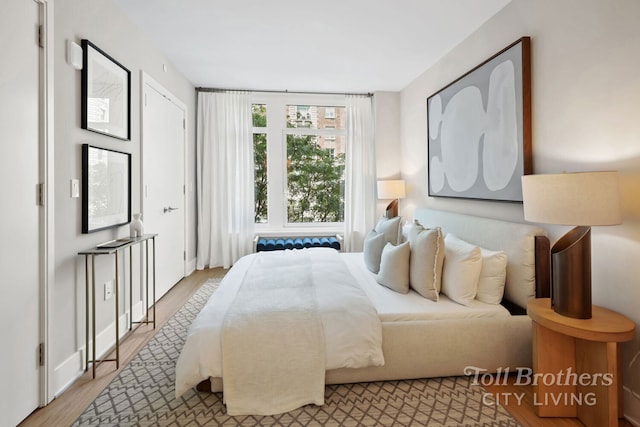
[82,144,131,233]
[427,37,531,202]
[81,39,131,140]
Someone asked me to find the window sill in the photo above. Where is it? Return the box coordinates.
[254,225,345,238]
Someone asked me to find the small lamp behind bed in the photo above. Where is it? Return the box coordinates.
[521,171,621,319]
[377,179,406,219]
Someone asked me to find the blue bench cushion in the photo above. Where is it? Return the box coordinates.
[256,236,340,252]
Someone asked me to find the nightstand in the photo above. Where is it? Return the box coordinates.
[527,298,635,427]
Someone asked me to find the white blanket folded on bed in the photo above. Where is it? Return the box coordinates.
[175,248,384,414]
[221,250,325,415]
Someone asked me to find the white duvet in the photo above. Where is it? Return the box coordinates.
[175,248,384,411]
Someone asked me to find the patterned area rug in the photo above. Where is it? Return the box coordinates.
[73,278,520,427]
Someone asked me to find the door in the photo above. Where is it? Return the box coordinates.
[142,78,186,299]
[0,0,42,425]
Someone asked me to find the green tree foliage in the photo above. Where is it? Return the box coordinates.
[286,135,344,223]
[253,105,268,222]
[254,133,268,222]
[252,104,266,127]
[253,104,345,224]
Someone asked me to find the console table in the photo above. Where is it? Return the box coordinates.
[79,234,157,378]
[527,298,635,427]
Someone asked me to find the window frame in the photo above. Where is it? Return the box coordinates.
[252,93,347,234]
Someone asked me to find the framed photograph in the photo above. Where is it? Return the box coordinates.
[81,39,131,140]
[82,144,131,233]
[427,37,531,202]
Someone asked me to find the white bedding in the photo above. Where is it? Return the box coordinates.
[341,253,511,322]
[175,248,384,401]
[221,250,325,415]
[175,248,511,412]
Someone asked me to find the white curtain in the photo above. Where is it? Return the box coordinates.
[196,91,255,269]
[344,95,377,252]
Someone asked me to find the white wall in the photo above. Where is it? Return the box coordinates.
[52,0,196,395]
[373,91,402,215]
[399,0,640,421]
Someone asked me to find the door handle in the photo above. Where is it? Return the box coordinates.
[163,206,179,213]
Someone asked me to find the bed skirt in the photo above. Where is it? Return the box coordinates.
[204,315,532,392]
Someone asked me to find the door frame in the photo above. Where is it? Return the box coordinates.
[140,72,188,278]
[36,0,54,405]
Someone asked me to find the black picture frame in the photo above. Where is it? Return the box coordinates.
[82,144,131,233]
[81,39,131,140]
[427,37,531,202]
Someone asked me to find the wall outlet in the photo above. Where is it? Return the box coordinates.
[104,281,113,300]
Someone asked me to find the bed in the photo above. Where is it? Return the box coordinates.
[175,208,550,414]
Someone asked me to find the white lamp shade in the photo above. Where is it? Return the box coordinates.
[521,171,621,226]
[377,180,406,200]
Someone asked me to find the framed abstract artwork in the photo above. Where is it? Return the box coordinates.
[82,144,131,233]
[427,37,531,202]
[81,39,131,140]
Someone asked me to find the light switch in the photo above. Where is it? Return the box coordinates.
[71,179,80,198]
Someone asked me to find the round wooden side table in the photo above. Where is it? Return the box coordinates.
[527,298,635,427]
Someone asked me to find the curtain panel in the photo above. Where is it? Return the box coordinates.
[196,91,255,269]
[344,95,377,252]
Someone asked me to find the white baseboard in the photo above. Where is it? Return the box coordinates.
[625,386,640,426]
[186,257,196,276]
[626,415,640,427]
[130,300,145,325]
[53,300,146,397]
[53,350,83,396]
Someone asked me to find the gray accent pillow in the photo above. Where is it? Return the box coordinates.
[408,224,444,301]
[374,216,402,245]
[376,241,410,293]
[363,230,387,273]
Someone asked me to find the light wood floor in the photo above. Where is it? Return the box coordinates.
[19,267,635,427]
[19,267,227,427]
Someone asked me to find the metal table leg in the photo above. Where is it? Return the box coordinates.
[129,246,133,331]
[91,255,96,378]
[114,251,119,369]
[152,237,156,328]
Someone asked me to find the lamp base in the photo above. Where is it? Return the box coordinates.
[385,199,399,219]
[551,226,592,319]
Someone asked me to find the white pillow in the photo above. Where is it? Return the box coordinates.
[401,219,416,243]
[476,247,508,304]
[363,230,387,273]
[441,234,482,306]
[375,216,402,245]
[407,224,444,302]
[376,242,410,294]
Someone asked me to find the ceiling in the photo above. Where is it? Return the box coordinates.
[112,0,511,93]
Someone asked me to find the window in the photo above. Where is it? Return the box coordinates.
[286,133,345,223]
[324,125,336,142]
[252,94,346,229]
[324,107,336,119]
[252,104,267,223]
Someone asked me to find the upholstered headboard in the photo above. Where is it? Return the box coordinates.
[413,208,550,311]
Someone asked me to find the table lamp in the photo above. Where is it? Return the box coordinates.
[521,171,621,319]
[377,180,406,219]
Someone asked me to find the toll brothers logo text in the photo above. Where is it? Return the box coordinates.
[464,366,613,407]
